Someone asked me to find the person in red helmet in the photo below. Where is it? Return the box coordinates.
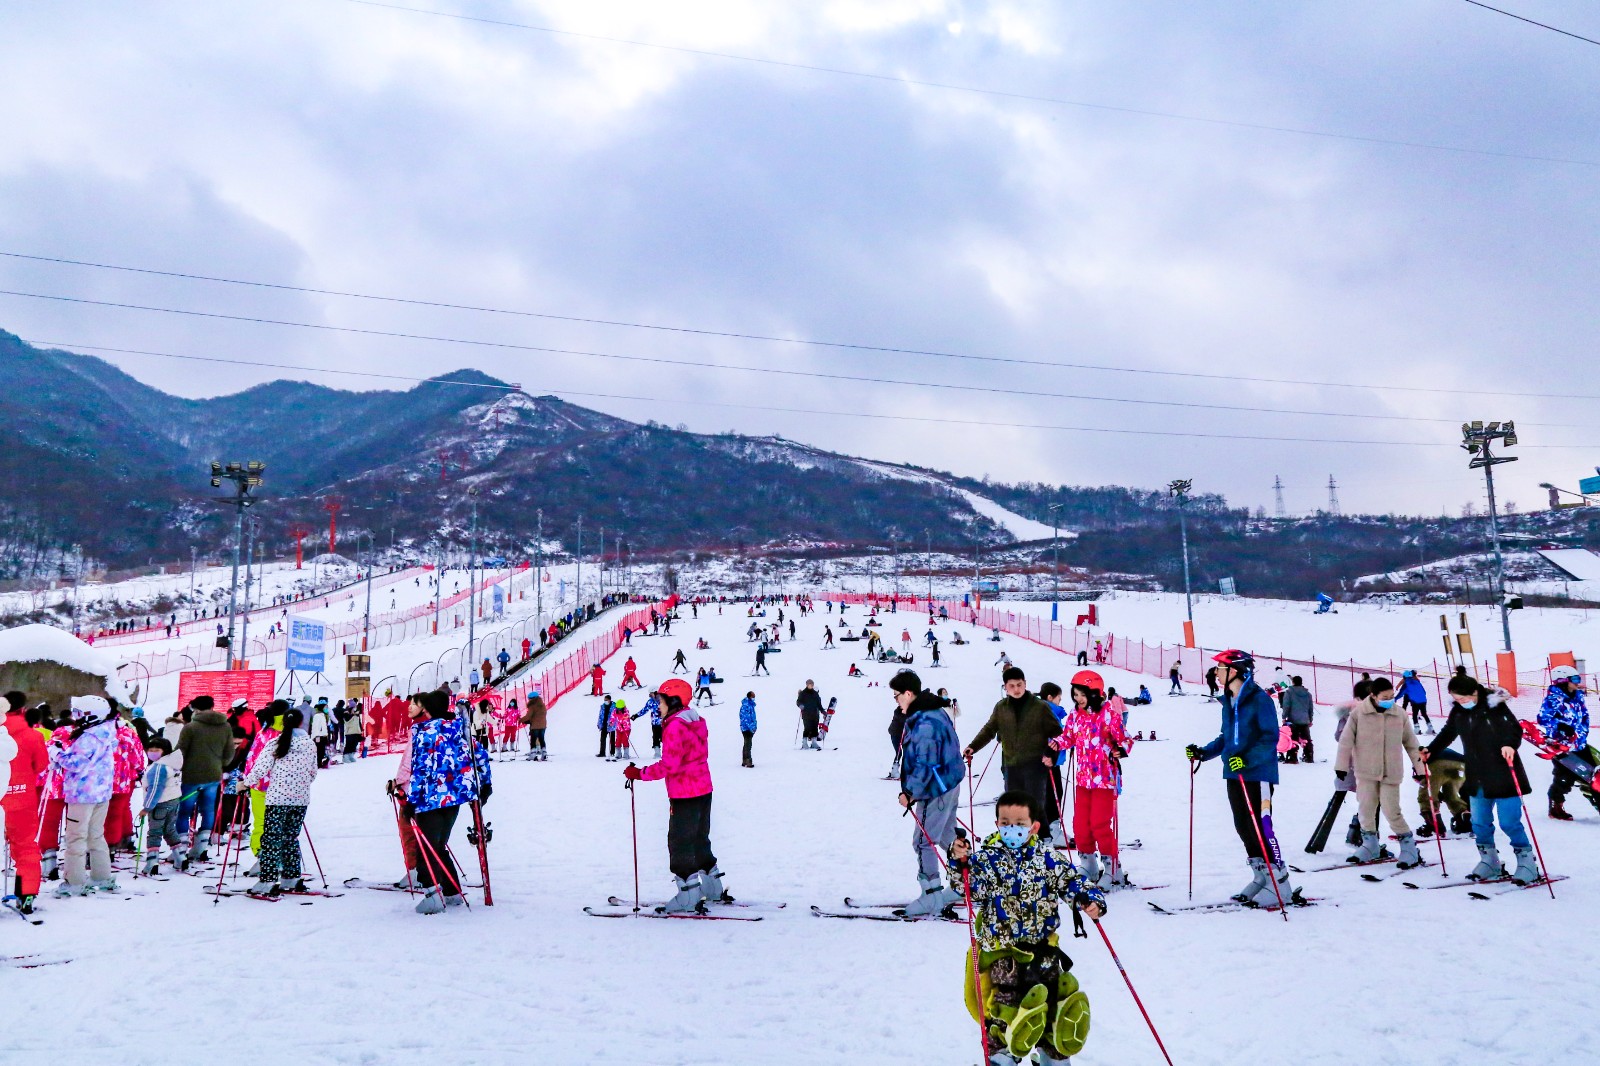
[624,678,725,913]
[1053,670,1134,889]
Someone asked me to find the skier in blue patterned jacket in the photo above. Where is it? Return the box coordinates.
[1539,666,1590,819]
[400,689,491,914]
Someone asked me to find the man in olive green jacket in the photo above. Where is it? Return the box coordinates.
[964,666,1063,843]
[175,697,235,862]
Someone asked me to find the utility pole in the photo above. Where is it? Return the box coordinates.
[209,460,265,670]
[925,529,933,603]
[361,531,374,652]
[599,527,605,598]
[535,508,544,624]
[1462,421,1519,651]
[467,487,480,664]
[1168,479,1194,624]
[189,545,197,599]
[575,515,584,612]
[433,543,442,637]
[71,544,83,635]
[892,538,899,602]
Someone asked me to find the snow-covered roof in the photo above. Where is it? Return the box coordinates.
[0,623,133,701]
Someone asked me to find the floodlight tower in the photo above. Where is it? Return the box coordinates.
[1168,479,1194,623]
[209,460,266,670]
[1461,420,1519,651]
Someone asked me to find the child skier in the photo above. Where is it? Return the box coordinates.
[1539,665,1589,820]
[1055,671,1133,888]
[624,678,727,912]
[694,669,714,706]
[612,699,635,760]
[53,696,119,897]
[739,692,757,767]
[1333,677,1423,868]
[140,737,186,876]
[1398,670,1433,735]
[949,790,1104,1066]
[239,707,319,897]
[620,657,643,689]
[520,691,548,761]
[1423,675,1539,883]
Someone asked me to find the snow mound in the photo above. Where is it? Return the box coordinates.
[0,623,133,701]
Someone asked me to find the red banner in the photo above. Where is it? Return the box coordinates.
[177,669,277,711]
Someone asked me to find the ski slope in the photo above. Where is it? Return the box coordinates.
[3,600,1592,1065]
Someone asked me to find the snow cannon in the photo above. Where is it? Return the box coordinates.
[1314,593,1334,615]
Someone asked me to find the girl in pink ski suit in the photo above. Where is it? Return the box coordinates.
[1054,670,1132,886]
[623,679,724,908]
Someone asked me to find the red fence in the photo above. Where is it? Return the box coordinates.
[821,591,1564,707]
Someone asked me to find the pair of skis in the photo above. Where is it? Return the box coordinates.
[584,894,777,921]
[1148,890,1324,915]
[811,898,968,923]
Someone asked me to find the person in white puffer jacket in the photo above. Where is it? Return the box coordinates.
[240,708,319,896]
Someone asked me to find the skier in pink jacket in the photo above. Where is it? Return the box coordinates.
[625,678,725,913]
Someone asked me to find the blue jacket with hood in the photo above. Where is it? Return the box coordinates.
[1196,675,1280,784]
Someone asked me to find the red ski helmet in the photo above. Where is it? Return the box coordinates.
[657,678,693,709]
[1070,670,1105,695]
[1212,649,1255,672]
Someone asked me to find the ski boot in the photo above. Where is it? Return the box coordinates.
[1549,799,1574,822]
[1468,844,1503,881]
[414,886,445,914]
[53,881,86,899]
[700,865,730,904]
[524,750,539,761]
[1348,830,1386,863]
[1078,853,1101,888]
[392,868,420,892]
[1449,809,1472,835]
[663,872,705,914]
[1395,832,1422,870]
[87,877,119,894]
[247,877,280,897]
[278,877,308,894]
[902,873,958,916]
[41,849,58,881]
[170,845,187,871]
[1232,857,1269,903]
[188,837,210,865]
[444,893,465,908]
[14,895,36,916]
[1416,816,1436,839]
[141,854,161,877]
[1266,863,1299,907]
[1510,845,1539,885]
[1343,816,1362,847]
[1102,855,1132,890]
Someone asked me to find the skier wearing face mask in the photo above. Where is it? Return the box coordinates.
[949,790,1105,1066]
[1333,676,1423,867]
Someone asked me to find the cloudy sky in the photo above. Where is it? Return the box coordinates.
[2,0,1597,516]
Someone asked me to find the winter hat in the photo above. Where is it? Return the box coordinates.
[231,697,249,710]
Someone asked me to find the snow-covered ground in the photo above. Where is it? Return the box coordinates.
[5,600,1592,1065]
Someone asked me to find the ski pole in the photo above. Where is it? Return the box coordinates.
[443,841,476,909]
[410,815,467,901]
[627,778,641,913]
[958,838,991,1063]
[1504,752,1555,899]
[1420,759,1447,877]
[387,790,418,896]
[1092,918,1175,1066]
[133,811,146,878]
[972,742,999,793]
[1236,778,1288,921]
[301,823,329,890]
[1188,761,1198,900]
[213,789,242,906]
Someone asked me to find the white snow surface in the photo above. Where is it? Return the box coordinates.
[0,623,132,701]
[949,487,1061,542]
[4,602,1593,1065]
[1539,547,1600,582]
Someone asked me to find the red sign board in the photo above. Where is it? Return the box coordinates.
[176,670,277,711]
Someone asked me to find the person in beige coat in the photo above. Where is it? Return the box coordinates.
[1335,677,1423,868]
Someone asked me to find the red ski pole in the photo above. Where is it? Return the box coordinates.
[1093,918,1175,1066]
[1420,759,1447,877]
[1236,779,1288,921]
[1505,752,1556,899]
[301,823,328,890]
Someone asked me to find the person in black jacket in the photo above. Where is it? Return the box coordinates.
[796,681,824,751]
[1423,674,1537,883]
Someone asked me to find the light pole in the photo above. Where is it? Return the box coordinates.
[189,545,197,601]
[70,544,83,635]
[892,538,899,603]
[598,526,605,599]
[467,487,480,662]
[239,517,257,666]
[209,460,266,670]
[925,529,933,603]
[1047,502,1064,606]
[1168,479,1194,624]
[357,531,375,652]
[1462,420,1519,651]
[575,514,584,612]
[433,543,443,637]
[535,508,544,625]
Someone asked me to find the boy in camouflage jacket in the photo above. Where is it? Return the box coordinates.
[950,789,1105,1066]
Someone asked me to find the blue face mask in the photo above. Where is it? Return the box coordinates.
[1376,698,1396,710]
[998,825,1031,850]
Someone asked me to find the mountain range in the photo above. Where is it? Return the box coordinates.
[5,328,1598,601]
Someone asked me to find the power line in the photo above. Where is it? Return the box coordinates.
[339,0,1600,168]
[0,249,1588,402]
[34,337,1600,450]
[1459,0,1600,48]
[25,338,1460,447]
[6,287,1591,428]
